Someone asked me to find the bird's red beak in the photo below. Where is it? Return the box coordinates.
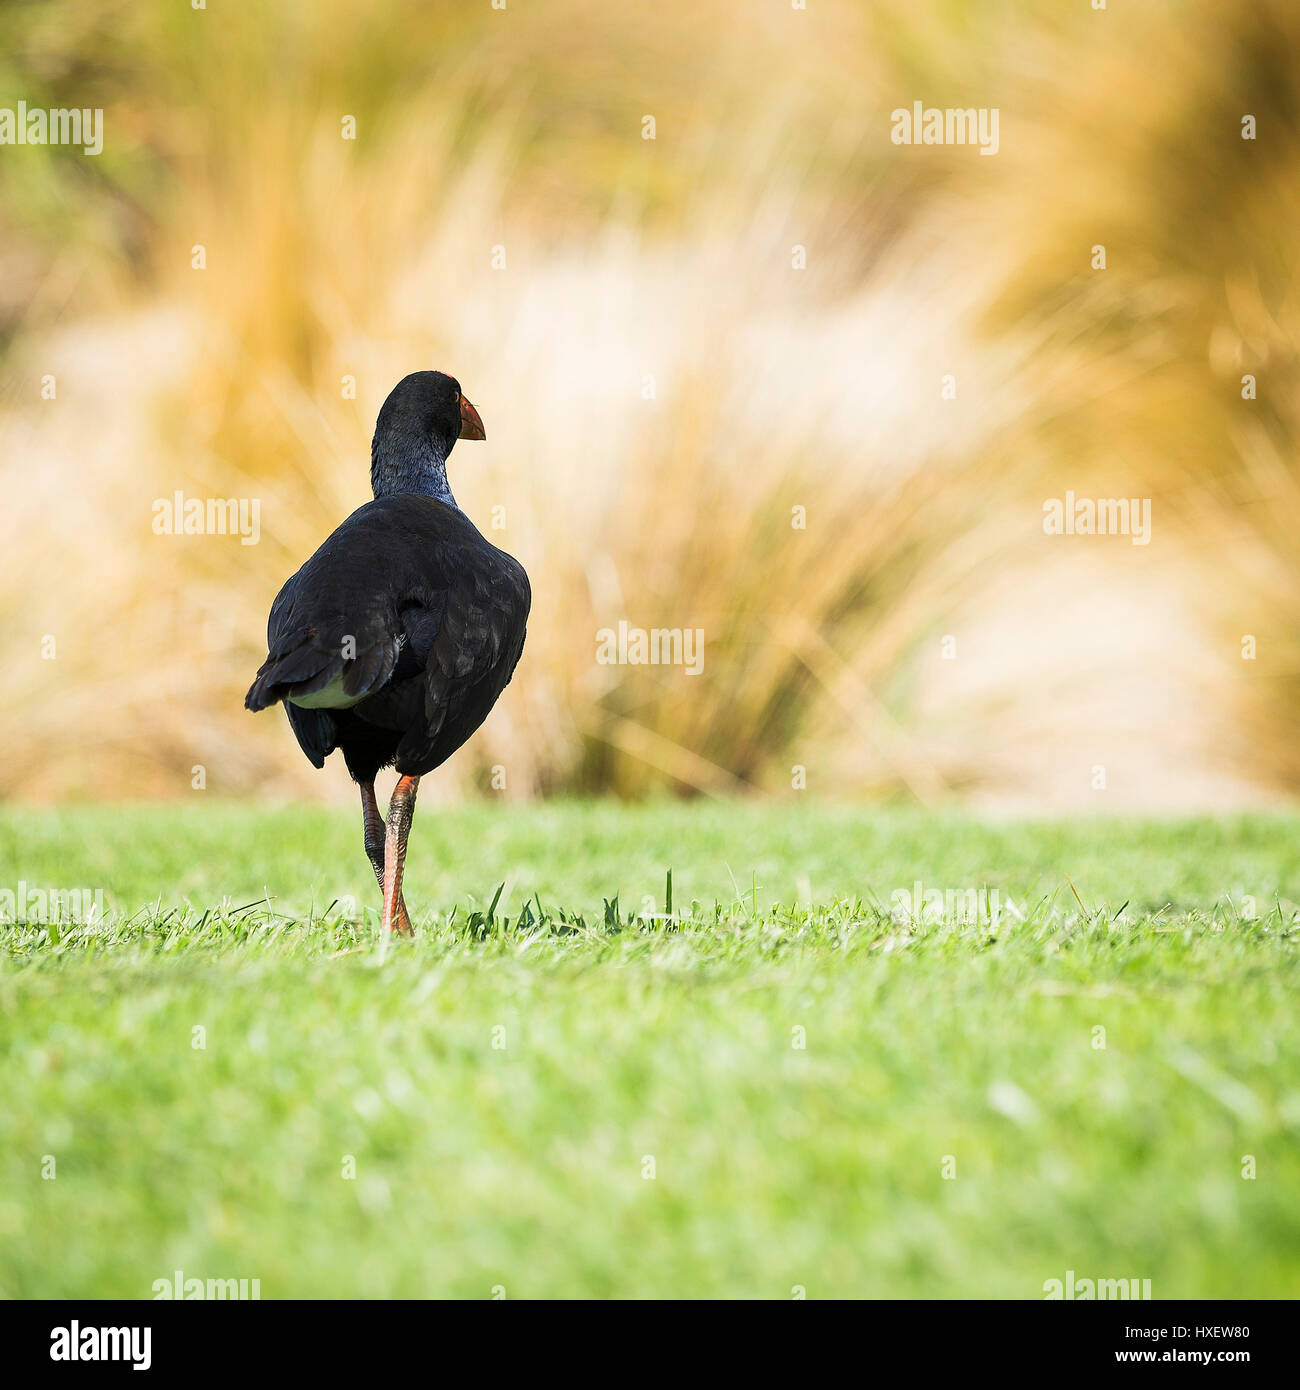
[459,395,486,441]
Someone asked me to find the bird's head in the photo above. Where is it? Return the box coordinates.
[371,370,485,503]
[376,370,485,449]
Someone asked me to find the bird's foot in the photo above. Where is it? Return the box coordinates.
[382,893,414,936]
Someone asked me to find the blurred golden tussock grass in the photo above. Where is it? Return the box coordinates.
[2,0,1298,806]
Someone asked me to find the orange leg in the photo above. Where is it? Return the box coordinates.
[380,774,420,935]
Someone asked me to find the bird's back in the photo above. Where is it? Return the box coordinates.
[246,494,530,779]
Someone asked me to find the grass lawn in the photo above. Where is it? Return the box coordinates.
[1,799,1298,1299]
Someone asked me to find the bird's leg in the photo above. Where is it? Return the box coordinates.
[359,782,386,891]
[380,774,420,935]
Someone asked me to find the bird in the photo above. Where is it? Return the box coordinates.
[244,371,530,934]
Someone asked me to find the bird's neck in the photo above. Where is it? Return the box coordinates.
[370,434,459,508]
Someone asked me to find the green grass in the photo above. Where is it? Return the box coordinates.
[1,800,1298,1299]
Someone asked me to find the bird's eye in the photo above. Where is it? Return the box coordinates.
[451,389,460,404]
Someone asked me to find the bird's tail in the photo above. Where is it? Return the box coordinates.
[244,625,342,711]
[244,666,289,711]
[245,626,398,712]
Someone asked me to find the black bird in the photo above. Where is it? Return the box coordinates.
[245,371,530,933]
